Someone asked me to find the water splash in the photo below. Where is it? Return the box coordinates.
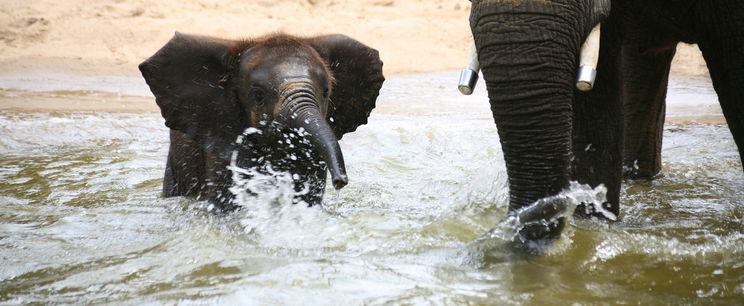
[468,182,611,258]
[493,182,610,237]
[224,127,341,250]
[227,155,338,249]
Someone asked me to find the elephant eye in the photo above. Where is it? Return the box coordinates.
[323,87,330,98]
[252,86,266,106]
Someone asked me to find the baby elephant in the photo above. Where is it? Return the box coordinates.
[139,32,384,210]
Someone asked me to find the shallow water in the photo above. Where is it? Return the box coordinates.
[0,72,742,304]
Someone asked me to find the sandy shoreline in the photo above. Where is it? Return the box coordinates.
[1,0,710,77]
[0,0,719,123]
[1,0,476,77]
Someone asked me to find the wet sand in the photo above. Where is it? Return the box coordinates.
[0,71,726,125]
[0,89,156,113]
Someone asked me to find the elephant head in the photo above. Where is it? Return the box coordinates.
[468,0,610,242]
[139,33,384,208]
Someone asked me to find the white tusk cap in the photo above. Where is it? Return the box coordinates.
[576,24,601,91]
[458,41,480,95]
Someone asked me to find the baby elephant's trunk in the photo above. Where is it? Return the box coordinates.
[279,84,348,190]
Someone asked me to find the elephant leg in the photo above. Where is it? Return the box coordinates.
[696,2,744,169]
[621,43,677,179]
[572,20,624,218]
[204,151,237,211]
[163,129,207,198]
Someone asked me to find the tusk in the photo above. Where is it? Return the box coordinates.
[576,24,601,92]
[458,41,480,95]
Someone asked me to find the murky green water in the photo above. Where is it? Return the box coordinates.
[1,72,742,304]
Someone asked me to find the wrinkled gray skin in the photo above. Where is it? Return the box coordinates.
[470,0,744,244]
[469,0,610,242]
[140,33,384,210]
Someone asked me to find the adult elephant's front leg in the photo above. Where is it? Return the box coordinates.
[620,43,677,179]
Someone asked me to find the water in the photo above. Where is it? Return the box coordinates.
[0,72,742,304]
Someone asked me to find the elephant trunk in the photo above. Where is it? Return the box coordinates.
[279,83,348,190]
[470,1,587,240]
[488,76,573,213]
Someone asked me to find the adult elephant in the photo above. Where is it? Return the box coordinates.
[140,33,384,210]
[468,0,744,240]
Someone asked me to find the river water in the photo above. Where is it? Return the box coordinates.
[0,71,742,304]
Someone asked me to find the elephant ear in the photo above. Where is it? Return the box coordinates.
[139,32,246,160]
[309,35,385,139]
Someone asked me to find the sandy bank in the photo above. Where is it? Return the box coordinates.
[1,0,709,78]
[0,0,474,77]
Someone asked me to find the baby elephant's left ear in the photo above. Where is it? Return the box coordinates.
[309,35,385,139]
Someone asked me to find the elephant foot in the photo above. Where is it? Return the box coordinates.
[509,196,570,253]
[511,218,566,254]
[480,183,611,254]
[507,183,615,252]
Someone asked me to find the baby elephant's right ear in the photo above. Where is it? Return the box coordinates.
[307,35,385,140]
[139,33,245,159]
